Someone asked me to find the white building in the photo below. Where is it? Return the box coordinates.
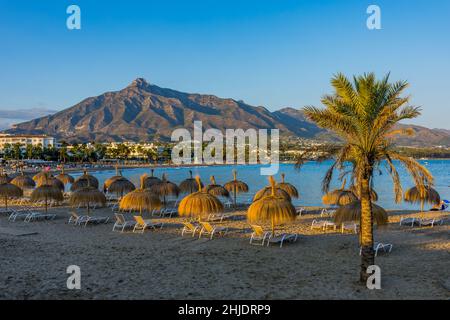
[0,134,57,149]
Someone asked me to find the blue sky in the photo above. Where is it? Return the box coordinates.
[0,0,449,129]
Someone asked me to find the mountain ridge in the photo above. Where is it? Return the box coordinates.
[4,78,450,147]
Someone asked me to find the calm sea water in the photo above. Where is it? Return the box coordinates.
[72,160,450,210]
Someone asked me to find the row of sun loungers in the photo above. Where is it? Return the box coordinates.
[399,217,444,227]
[181,221,228,240]
[68,212,110,227]
[7,207,56,222]
[111,213,164,233]
[249,225,298,248]
[359,243,393,257]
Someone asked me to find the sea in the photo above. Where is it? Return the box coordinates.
[71,160,449,210]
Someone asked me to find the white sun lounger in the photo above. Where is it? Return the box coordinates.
[419,218,444,227]
[267,233,298,248]
[320,209,335,217]
[198,221,228,240]
[69,212,109,227]
[9,208,38,222]
[311,219,337,231]
[360,243,393,257]
[181,221,200,237]
[132,216,164,233]
[399,217,419,227]
[249,225,272,246]
[24,212,56,222]
[112,213,136,232]
[341,223,358,234]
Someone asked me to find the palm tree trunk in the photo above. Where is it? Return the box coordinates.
[5,196,8,210]
[234,187,237,209]
[271,217,275,236]
[359,176,375,283]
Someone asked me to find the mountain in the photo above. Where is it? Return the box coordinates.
[6,78,295,142]
[5,78,450,146]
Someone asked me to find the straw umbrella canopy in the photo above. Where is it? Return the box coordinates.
[37,176,65,191]
[203,176,230,198]
[350,185,379,202]
[253,186,291,202]
[11,171,35,189]
[119,174,161,215]
[179,170,204,194]
[30,174,63,213]
[333,201,388,226]
[149,173,180,205]
[178,176,223,221]
[0,182,23,210]
[107,177,136,199]
[404,186,440,212]
[322,179,357,206]
[224,170,249,208]
[55,166,74,185]
[247,176,296,235]
[103,164,122,192]
[70,185,106,215]
[276,173,299,198]
[32,171,48,183]
[70,170,99,191]
[143,168,162,188]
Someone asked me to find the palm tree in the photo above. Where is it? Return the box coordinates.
[298,73,434,283]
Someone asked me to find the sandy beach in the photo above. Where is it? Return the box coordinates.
[0,204,448,300]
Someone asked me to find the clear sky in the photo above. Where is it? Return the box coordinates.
[0,0,449,129]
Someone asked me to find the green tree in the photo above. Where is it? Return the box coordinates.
[25,144,34,159]
[12,143,23,160]
[2,143,13,159]
[298,73,433,283]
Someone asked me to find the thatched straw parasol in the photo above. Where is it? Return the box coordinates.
[333,201,388,226]
[404,185,440,212]
[33,171,48,183]
[350,185,379,202]
[149,173,180,205]
[11,171,35,189]
[253,186,291,202]
[179,170,204,194]
[70,170,99,191]
[247,176,296,235]
[55,166,74,185]
[107,177,135,198]
[70,186,106,215]
[143,168,162,188]
[37,176,65,191]
[224,170,249,208]
[277,173,299,198]
[322,179,357,206]
[31,174,63,213]
[103,164,122,192]
[0,182,23,210]
[119,174,161,215]
[203,176,230,198]
[178,176,223,221]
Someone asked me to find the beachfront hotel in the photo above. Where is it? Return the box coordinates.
[0,134,57,149]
